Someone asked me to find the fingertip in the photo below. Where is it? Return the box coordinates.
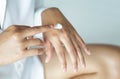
[73,64,78,72]
[74,68,78,72]
[45,57,49,63]
[45,55,51,63]
[81,63,86,68]
[85,48,91,55]
[61,64,67,72]
[72,60,78,72]
[87,51,91,55]
[63,67,67,72]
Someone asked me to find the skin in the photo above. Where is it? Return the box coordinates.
[0,25,52,66]
[0,7,89,72]
[42,7,90,72]
[40,44,120,79]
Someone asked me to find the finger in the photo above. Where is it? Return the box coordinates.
[76,34,91,55]
[44,40,53,63]
[22,25,52,37]
[71,37,86,68]
[77,45,86,68]
[24,38,43,48]
[24,48,44,57]
[59,33,77,72]
[50,37,67,72]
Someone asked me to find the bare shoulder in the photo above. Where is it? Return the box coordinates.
[87,44,120,62]
[79,44,120,79]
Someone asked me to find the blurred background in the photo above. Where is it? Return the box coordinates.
[44,0,120,46]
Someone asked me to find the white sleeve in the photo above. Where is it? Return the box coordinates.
[0,29,3,33]
[34,7,48,26]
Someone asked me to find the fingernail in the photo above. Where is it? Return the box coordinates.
[81,64,86,68]
[86,48,91,55]
[74,68,77,72]
[45,58,49,63]
[87,51,91,55]
[63,67,66,72]
[73,65,78,72]
[61,65,66,72]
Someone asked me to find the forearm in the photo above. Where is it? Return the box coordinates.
[41,7,76,31]
[41,7,66,25]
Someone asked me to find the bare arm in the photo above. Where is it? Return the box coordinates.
[40,7,90,72]
[40,44,120,79]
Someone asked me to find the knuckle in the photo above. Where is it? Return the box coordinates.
[12,32,21,40]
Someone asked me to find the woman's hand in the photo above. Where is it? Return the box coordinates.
[0,25,51,66]
[42,7,91,72]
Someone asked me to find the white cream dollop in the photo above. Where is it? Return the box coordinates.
[54,23,63,29]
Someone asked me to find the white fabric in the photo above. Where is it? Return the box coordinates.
[0,0,6,30]
[0,0,46,79]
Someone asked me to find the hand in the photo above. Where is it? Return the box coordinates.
[0,25,51,66]
[41,7,91,72]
